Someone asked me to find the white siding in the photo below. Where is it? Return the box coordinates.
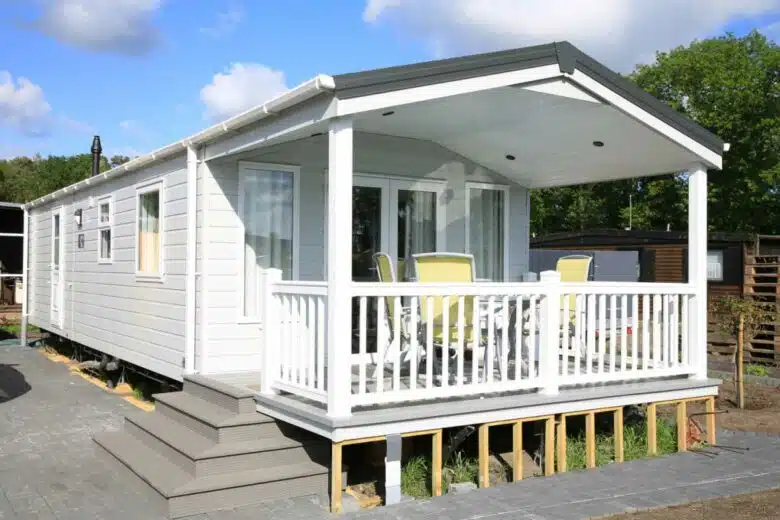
[201,132,530,373]
[28,155,189,380]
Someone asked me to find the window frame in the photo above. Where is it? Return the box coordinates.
[237,161,300,321]
[706,249,724,282]
[134,179,165,281]
[96,195,114,264]
[465,181,511,282]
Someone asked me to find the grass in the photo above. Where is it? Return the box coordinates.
[745,364,769,377]
[0,322,40,336]
[565,418,677,470]
[401,451,479,498]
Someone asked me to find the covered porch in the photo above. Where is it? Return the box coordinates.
[203,43,724,425]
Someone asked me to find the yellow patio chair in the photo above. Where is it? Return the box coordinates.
[413,253,503,381]
[556,254,592,353]
[372,253,416,377]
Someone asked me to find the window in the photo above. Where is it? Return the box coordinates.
[239,163,298,317]
[707,249,724,281]
[466,183,509,281]
[136,182,163,277]
[97,197,112,262]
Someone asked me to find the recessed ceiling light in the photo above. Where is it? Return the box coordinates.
[310,132,324,137]
[505,154,516,161]
[382,110,395,116]
[593,140,605,147]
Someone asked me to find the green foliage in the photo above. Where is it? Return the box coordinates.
[401,450,478,498]
[532,30,779,236]
[745,364,769,377]
[710,296,775,345]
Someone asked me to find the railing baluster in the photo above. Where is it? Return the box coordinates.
[486,296,495,383]
[653,294,662,368]
[561,293,570,379]
[528,295,537,381]
[472,296,480,383]
[457,296,465,386]
[663,294,671,368]
[587,294,596,375]
[681,295,689,368]
[316,296,325,390]
[642,294,650,371]
[441,296,450,388]
[409,296,419,391]
[609,294,617,373]
[670,294,679,367]
[574,294,582,379]
[376,297,386,394]
[598,294,606,374]
[620,294,627,373]
[501,295,509,381]
[285,295,294,383]
[358,296,367,396]
[631,294,638,372]
[426,297,434,389]
[393,295,402,391]
[308,295,316,387]
[514,296,521,382]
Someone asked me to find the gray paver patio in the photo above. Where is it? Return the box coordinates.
[1,341,779,520]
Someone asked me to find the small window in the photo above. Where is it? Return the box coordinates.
[136,182,163,277]
[707,250,724,281]
[97,197,112,262]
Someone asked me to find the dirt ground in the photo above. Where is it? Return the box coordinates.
[712,379,780,434]
[607,489,780,520]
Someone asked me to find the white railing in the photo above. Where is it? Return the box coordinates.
[262,271,328,404]
[259,270,701,416]
[558,282,696,386]
[350,282,552,406]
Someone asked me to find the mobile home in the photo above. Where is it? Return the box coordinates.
[22,42,726,516]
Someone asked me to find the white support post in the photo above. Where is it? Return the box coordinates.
[687,162,708,380]
[539,270,561,395]
[385,434,402,505]
[327,117,354,418]
[261,268,283,395]
[20,207,29,347]
[184,145,197,373]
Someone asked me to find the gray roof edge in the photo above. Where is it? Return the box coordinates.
[332,40,724,158]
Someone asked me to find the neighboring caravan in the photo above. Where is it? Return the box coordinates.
[21,42,728,516]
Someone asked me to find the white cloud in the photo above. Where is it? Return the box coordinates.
[200,2,243,38]
[0,71,51,137]
[364,0,780,70]
[31,0,163,55]
[200,63,288,121]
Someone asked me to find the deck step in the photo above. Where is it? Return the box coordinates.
[154,391,288,443]
[95,430,329,518]
[125,411,329,477]
[183,374,257,414]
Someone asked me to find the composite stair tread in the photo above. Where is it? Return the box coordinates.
[154,391,275,427]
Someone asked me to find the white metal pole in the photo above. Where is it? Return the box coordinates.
[687,163,708,380]
[184,145,197,373]
[20,207,29,347]
[326,117,354,418]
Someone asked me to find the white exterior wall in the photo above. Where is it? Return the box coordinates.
[200,132,530,373]
[28,155,189,380]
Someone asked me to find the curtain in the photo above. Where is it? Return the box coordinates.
[400,190,436,260]
[469,188,505,281]
[243,169,294,316]
[138,190,160,273]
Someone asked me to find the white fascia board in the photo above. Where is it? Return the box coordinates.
[24,75,335,209]
[569,70,723,169]
[336,64,562,116]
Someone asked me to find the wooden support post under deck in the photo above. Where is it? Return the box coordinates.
[544,416,555,476]
[647,403,657,456]
[478,423,489,488]
[432,430,443,497]
[614,407,624,463]
[512,421,523,481]
[556,415,567,473]
[705,396,717,445]
[677,400,688,452]
[585,412,596,469]
[331,442,343,514]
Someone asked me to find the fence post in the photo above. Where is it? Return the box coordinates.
[261,268,283,395]
[539,270,561,395]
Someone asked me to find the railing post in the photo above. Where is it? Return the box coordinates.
[261,268,283,395]
[539,270,561,395]
[687,162,708,380]
[326,117,354,417]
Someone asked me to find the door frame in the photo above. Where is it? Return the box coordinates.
[50,206,65,329]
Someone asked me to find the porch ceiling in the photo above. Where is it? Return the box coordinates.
[351,81,708,189]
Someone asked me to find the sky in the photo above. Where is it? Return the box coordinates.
[1,0,778,160]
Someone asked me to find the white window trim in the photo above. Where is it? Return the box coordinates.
[465,181,511,282]
[97,195,114,264]
[706,249,724,282]
[238,161,301,322]
[135,179,165,281]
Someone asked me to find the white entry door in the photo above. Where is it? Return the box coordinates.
[50,207,65,328]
